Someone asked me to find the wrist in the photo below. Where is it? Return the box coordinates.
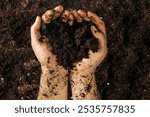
[41,64,68,76]
[72,65,95,75]
[70,66,98,100]
[38,64,68,99]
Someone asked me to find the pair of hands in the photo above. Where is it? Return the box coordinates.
[31,5,107,73]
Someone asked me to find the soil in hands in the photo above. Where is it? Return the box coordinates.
[41,20,98,69]
[0,0,149,100]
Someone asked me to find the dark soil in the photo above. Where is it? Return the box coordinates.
[42,20,98,69]
[0,0,150,100]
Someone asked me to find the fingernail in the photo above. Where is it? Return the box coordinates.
[36,16,38,21]
[92,26,97,31]
[35,16,39,23]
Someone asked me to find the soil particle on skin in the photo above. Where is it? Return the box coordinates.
[0,0,149,100]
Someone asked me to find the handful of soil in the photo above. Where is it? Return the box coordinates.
[41,20,99,69]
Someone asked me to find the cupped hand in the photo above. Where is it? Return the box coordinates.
[31,7,107,71]
[69,10,108,72]
[30,6,64,68]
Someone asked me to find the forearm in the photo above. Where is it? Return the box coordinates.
[37,65,68,100]
[70,69,100,100]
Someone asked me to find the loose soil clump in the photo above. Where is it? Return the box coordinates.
[42,20,98,69]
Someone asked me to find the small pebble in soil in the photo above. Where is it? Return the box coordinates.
[27,73,30,76]
[107,83,110,86]
[0,77,4,85]
[0,74,4,85]
[24,59,40,70]
[21,0,29,8]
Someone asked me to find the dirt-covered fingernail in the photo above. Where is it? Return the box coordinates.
[53,5,64,19]
[87,11,97,22]
[61,10,70,22]
[68,13,74,26]
[54,5,64,13]
[45,10,54,19]
[71,10,83,23]
[78,10,90,21]
[91,25,98,32]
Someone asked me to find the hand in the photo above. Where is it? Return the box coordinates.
[30,6,64,68]
[31,6,69,100]
[62,10,108,100]
[70,10,108,72]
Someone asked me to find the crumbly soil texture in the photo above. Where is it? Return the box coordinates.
[42,20,98,69]
[0,0,149,100]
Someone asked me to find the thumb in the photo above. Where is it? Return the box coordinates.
[91,25,107,51]
[31,16,42,42]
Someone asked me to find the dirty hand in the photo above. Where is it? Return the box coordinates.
[70,10,108,72]
[30,6,64,68]
[31,6,68,100]
[67,10,107,100]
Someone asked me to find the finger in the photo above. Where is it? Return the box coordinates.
[68,13,74,26]
[87,11,106,35]
[78,10,90,22]
[91,25,107,51]
[42,10,54,24]
[71,10,83,23]
[61,10,70,23]
[31,16,42,42]
[53,5,64,20]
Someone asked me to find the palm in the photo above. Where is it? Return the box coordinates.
[73,11,108,71]
[31,17,57,67]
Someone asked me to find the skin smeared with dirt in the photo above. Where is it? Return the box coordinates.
[31,7,70,100]
[69,11,108,100]
[36,6,107,100]
[38,65,68,100]
[70,67,100,100]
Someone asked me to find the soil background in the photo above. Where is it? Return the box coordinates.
[0,0,150,100]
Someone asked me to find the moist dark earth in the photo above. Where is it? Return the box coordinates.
[0,0,150,100]
[42,20,98,69]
